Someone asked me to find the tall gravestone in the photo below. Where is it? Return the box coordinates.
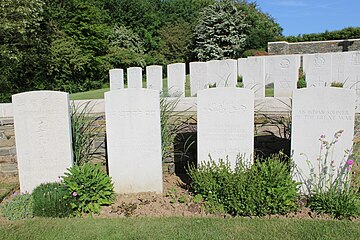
[127,67,143,88]
[197,88,254,169]
[207,60,220,87]
[12,91,73,193]
[291,88,355,192]
[242,57,265,97]
[167,63,185,97]
[105,89,163,193]
[146,65,163,92]
[303,53,332,87]
[265,55,300,97]
[190,62,208,96]
[109,69,124,90]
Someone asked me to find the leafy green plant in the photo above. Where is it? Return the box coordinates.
[62,163,116,216]
[32,182,73,218]
[304,131,360,219]
[71,101,103,166]
[188,155,300,216]
[166,187,187,204]
[0,193,33,220]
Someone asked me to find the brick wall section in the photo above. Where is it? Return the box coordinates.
[0,118,17,176]
[1,114,359,176]
[268,39,360,55]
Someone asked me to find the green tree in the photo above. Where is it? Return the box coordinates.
[192,0,249,61]
[239,2,282,51]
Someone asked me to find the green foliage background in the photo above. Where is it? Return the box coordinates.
[1,0,359,102]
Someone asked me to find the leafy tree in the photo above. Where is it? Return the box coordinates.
[239,2,282,51]
[158,20,192,63]
[192,0,248,61]
[109,25,145,54]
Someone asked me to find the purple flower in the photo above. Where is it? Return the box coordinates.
[320,134,325,139]
[72,192,78,197]
[347,159,355,166]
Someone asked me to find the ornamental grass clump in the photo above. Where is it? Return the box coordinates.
[62,163,116,216]
[32,182,73,218]
[304,130,360,219]
[188,154,300,216]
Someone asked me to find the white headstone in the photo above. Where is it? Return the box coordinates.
[167,63,185,97]
[291,88,355,192]
[303,53,332,87]
[146,65,163,92]
[265,55,300,97]
[242,57,266,97]
[127,67,143,88]
[197,88,254,169]
[12,91,73,193]
[331,52,346,84]
[105,89,163,193]
[109,69,124,90]
[342,52,360,109]
[207,59,237,88]
[190,62,208,96]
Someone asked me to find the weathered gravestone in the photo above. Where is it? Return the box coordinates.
[291,88,355,193]
[127,67,143,88]
[146,65,163,92]
[190,62,208,96]
[331,52,346,84]
[12,91,73,193]
[105,89,163,193]
[167,63,185,97]
[197,88,254,169]
[109,69,124,90]
[303,53,332,87]
[241,57,266,97]
[265,55,300,97]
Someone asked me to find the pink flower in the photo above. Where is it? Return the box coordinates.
[347,159,355,166]
[72,192,78,197]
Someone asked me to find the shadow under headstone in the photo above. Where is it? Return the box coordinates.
[254,135,291,159]
[173,132,197,184]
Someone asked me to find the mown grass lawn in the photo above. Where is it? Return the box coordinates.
[0,217,359,240]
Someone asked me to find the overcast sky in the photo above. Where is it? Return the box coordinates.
[254,0,360,36]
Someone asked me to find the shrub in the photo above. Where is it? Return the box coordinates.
[188,155,300,216]
[32,182,73,218]
[304,131,360,219]
[62,163,116,216]
[0,193,33,220]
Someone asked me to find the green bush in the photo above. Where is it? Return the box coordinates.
[62,163,116,216]
[0,193,33,220]
[32,182,73,218]
[188,155,300,216]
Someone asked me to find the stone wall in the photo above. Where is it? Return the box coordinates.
[268,39,360,55]
[0,118,17,176]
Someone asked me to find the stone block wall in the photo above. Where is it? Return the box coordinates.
[0,119,17,176]
[268,39,360,55]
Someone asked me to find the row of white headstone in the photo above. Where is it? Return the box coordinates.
[12,87,355,194]
[111,51,360,99]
